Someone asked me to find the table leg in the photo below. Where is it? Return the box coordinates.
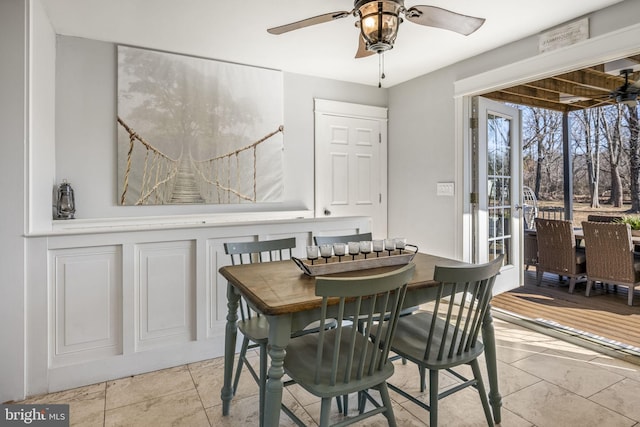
[221,283,240,416]
[483,305,502,425]
[263,314,291,427]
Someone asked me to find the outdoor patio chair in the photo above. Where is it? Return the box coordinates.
[534,218,586,293]
[384,256,503,427]
[522,186,538,230]
[523,229,538,271]
[281,263,416,427]
[581,221,640,306]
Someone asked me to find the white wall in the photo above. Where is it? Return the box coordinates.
[52,37,388,225]
[388,68,460,258]
[0,0,27,404]
[387,0,640,261]
[30,0,56,232]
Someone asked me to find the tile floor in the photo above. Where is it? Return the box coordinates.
[16,317,640,426]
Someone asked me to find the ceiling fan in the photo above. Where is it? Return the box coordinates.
[562,69,640,107]
[608,69,640,106]
[267,0,485,59]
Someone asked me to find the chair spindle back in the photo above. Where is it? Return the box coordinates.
[313,263,415,388]
[422,256,502,364]
[224,238,295,321]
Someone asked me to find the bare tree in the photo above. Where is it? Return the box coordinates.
[522,107,563,199]
[599,105,624,207]
[574,109,601,208]
[628,104,640,212]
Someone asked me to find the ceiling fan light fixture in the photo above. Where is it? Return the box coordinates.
[356,0,403,53]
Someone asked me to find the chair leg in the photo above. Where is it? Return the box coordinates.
[585,280,593,297]
[259,343,267,427]
[470,359,494,427]
[232,337,250,395]
[628,286,634,306]
[419,366,426,393]
[536,270,543,286]
[319,397,332,427]
[429,369,439,427]
[378,382,397,427]
[568,277,576,294]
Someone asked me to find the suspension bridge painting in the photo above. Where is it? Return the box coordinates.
[117,46,284,205]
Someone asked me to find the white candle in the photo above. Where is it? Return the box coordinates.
[384,239,395,251]
[348,241,360,259]
[306,245,319,260]
[319,244,333,258]
[333,243,346,256]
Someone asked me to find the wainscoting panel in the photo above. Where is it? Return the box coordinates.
[135,241,195,351]
[50,246,122,366]
[29,216,371,395]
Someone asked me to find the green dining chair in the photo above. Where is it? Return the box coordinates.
[312,231,413,414]
[224,237,341,424]
[313,232,373,246]
[224,238,295,425]
[385,256,503,427]
[281,263,416,427]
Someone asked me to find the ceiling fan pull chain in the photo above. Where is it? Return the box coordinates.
[378,52,386,88]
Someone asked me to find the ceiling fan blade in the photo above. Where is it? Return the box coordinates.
[267,10,351,35]
[405,5,485,36]
[355,34,376,59]
[590,98,615,108]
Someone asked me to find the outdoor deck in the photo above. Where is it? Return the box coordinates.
[492,268,640,354]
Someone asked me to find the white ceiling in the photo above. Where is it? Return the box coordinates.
[39,0,624,87]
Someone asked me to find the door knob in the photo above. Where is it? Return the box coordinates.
[324,208,331,216]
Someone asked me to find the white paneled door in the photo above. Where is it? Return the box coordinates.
[314,99,387,238]
[475,96,523,294]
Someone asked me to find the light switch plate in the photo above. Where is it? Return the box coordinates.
[437,182,455,196]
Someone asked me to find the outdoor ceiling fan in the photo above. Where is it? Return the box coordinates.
[565,69,640,107]
[608,69,640,106]
[267,0,485,59]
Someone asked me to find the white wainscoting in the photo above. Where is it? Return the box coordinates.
[27,216,372,396]
[50,246,122,367]
[135,241,195,351]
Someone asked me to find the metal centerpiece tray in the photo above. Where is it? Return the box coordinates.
[292,244,418,276]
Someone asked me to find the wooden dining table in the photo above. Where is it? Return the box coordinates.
[219,252,503,426]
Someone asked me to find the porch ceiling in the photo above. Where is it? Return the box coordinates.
[482,54,640,112]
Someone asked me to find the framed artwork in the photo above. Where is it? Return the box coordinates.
[117,46,284,205]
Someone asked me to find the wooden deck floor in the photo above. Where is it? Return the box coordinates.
[492,268,640,354]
